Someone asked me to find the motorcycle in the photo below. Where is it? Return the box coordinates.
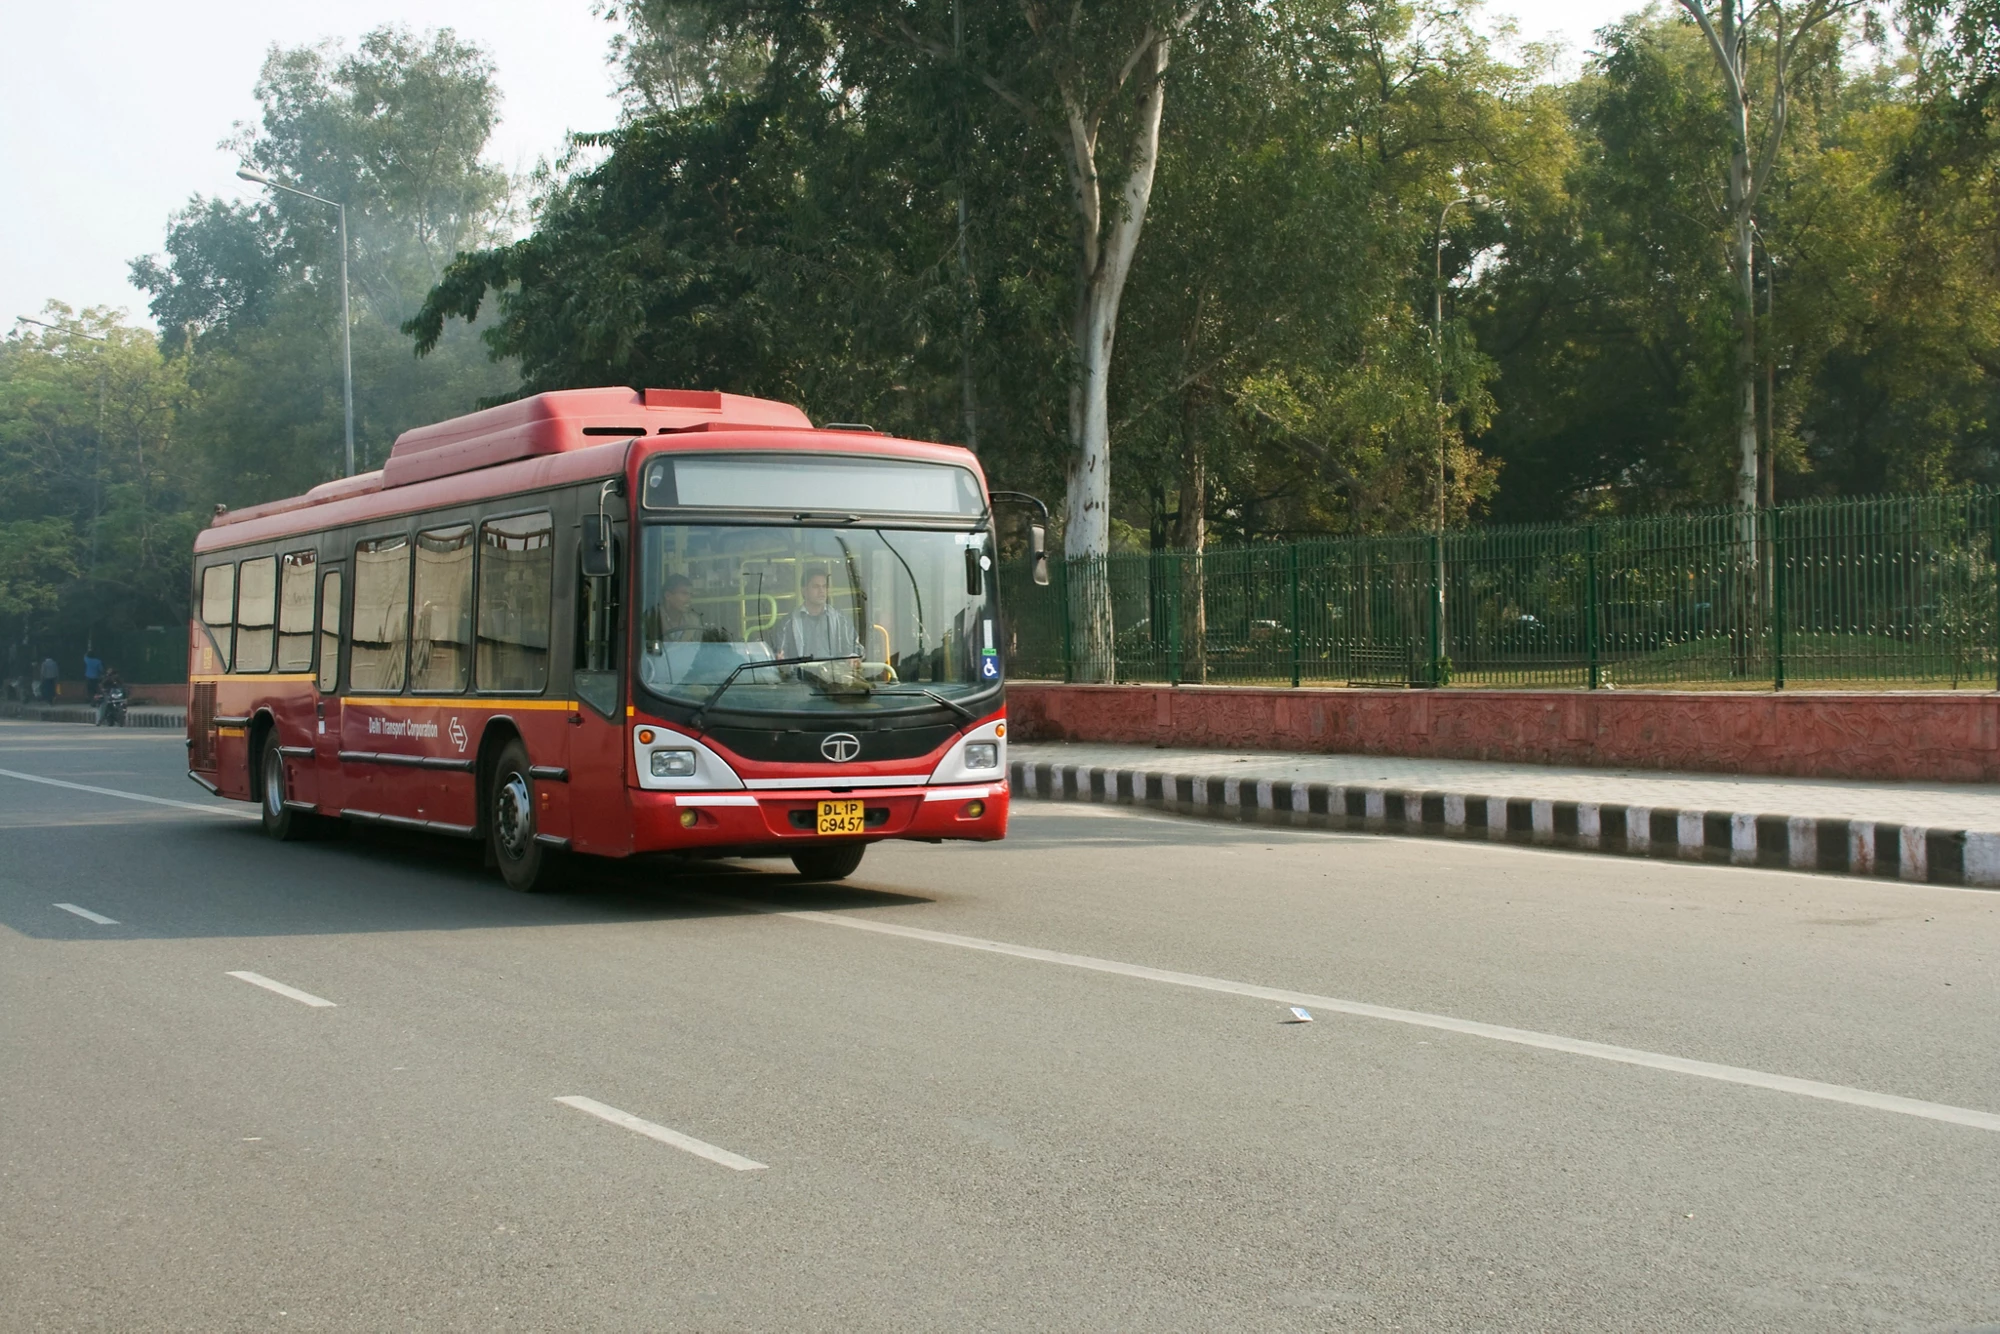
[95,683,128,727]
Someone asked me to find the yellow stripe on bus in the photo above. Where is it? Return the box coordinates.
[190,673,315,684]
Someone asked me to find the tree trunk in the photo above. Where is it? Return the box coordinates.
[1059,33,1173,683]
[1718,0,1761,677]
[1175,383,1207,684]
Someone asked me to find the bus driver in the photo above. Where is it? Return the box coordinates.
[771,565,863,662]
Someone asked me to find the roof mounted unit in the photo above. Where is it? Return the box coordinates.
[380,387,813,488]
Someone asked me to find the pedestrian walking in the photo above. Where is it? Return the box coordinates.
[39,654,58,703]
[83,650,102,701]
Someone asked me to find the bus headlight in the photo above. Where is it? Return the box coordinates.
[964,741,999,771]
[651,749,697,778]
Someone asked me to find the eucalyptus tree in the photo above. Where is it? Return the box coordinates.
[1674,0,1859,525]
[727,0,1209,676]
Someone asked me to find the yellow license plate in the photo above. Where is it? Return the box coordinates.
[816,799,866,835]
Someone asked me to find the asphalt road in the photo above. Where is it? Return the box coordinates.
[2,719,1998,1333]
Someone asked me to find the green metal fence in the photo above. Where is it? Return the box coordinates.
[1000,490,2000,691]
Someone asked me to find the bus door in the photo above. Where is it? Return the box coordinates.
[310,564,345,813]
[566,494,631,856]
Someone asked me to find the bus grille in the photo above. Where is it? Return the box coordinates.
[189,682,217,769]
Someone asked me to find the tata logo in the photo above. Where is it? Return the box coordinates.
[448,717,468,753]
[820,732,861,763]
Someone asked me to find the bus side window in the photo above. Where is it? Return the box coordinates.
[351,536,411,692]
[317,569,343,693]
[199,563,236,672]
[477,512,553,692]
[235,556,278,674]
[412,523,473,693]
[574,539,621,718]
[277,550,316,672]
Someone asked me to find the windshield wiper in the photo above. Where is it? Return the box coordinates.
[870,687,976,721]
[690,654,859,731]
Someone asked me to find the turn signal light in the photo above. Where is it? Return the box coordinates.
[994,722,1006,737]
[679,810,699,828]
[637,728,656,744]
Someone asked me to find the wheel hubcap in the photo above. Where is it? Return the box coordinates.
[264,752,284,815]
[495,773,533,859]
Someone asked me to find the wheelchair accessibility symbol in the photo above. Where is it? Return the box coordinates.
[980,656,1000,680]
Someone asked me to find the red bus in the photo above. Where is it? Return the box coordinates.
[186,387,1045,891]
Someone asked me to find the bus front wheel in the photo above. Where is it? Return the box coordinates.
[791,843,866,881]
[488,739,564,892]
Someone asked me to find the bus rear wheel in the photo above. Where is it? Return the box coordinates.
[791,843,866,881]
[488,739,563,892]
[257,731,309,842]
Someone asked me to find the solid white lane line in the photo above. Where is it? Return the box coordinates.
[722,900,2000,1135]
[555,1096,767,1170]
[0,767,258,819]
[53,902,118,924]
[226,971,336,1008]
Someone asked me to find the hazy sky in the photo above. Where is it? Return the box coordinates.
[0,0,1641,330]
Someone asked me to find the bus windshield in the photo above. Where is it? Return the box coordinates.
[636,523,1001,716]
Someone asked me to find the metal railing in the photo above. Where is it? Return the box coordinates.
[999,490,2000,691]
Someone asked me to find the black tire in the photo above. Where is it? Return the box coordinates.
[257,730,307,842]
[791,843,866,881]
[488,739,563,892]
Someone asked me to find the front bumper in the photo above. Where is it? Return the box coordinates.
[629,782,1009,854]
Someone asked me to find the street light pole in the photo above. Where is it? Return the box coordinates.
[238,167,355,477]
[1430,192,1490,683]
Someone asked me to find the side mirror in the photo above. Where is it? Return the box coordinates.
[581,517,616,579]
[965,544,985,596]
[1030,523,1049,587]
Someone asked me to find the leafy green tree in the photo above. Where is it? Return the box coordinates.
[0,307,195,675]
[596,0,775,114]
[132,26,519,504]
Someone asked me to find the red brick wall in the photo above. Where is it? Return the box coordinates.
[1007,683,2000,783]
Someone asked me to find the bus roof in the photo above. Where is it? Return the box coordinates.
[196,387,984,554]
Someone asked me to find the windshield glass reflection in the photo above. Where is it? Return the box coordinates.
[637,523,1000,714]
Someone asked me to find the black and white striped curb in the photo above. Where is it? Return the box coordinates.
[1008,759,2000,889]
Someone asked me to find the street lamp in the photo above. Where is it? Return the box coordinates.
[238,166,355,477]
[1429,192,1491,683]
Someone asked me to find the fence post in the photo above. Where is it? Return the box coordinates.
[1167,551,1181,688]
[1427,532,1443,687]
[1992,493,2000,692]
[1771,508,1787,691]
[1287,543,1303,688]
[1058,557,1075,684]
[1585,523,1601,690]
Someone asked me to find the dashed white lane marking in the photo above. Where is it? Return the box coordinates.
[720,899,2000,1135]
[53,902,118,924]
[555,1096,767,1170]
[226,971,336,1008]
[0,767,258,819]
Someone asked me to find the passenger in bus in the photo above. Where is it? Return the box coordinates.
[641,574,707,654]
[771,566,862,661]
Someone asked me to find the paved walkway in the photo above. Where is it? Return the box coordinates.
[1013,741,2000,831]
[0,703,184,729]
